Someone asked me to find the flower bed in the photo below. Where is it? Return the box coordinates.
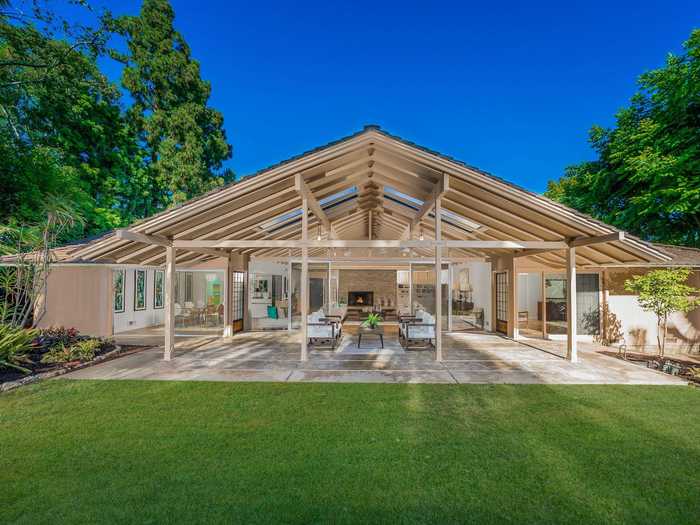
[0,326,116,385]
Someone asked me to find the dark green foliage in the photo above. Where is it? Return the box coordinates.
[546,30,700,247]
[0,324,37,373]
[0,0,232,237]
[0,381,699,523]
[0,3,140,237]
[109,0,233,214]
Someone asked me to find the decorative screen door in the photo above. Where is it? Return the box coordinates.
[231,271,245,333]
[495,272,508,334]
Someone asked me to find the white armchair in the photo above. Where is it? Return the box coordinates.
[399,309,436,348]
[307,309,342,349]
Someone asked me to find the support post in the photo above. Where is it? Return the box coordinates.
[507,256,519,340]
[164,246,176,360]
[435,196,442,361]
[300,196,309,361]
[541,271,548,340]
[223,252,233,337]
[447,263,453,332]
[287,250,293,332]
[566,246,577,362]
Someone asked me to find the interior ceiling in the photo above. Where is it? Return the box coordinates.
[71,127,669,269]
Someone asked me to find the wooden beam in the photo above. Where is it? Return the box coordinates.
[115,229,170,246]
[569,232,624,247]
[411,173,449,228]
[295,173,332,235]
[173,239,568,250]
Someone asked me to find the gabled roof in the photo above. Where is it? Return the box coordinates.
[68,125,671,268]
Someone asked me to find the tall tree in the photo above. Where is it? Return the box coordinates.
[0,0,140,236]
[546,29,700,248]
[110,0,232,215]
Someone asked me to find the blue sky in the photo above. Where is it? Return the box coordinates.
[57,0,698,192]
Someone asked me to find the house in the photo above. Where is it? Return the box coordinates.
[9,126,700,359]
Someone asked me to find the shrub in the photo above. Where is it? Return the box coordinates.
[41,338,101,364]
[0,324,38,374]
[35,326,80,351]
[71,339,101,361]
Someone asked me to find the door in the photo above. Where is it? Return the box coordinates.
[230,271,245,333]
[309,278,324,311]
[495,272,508,334]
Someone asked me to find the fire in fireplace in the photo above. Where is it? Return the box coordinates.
[348,291,373,307]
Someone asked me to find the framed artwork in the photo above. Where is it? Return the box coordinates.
[154,270,164,309]
[113,270,125,313]
[134,269,147,311]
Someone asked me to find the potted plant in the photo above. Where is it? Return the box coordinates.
[362,313,382,330]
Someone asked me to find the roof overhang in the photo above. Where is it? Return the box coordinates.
[68,126,672,269]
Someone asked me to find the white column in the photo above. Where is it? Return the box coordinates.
[300,196,309,361]
[541,271,548,339]
[447,263,453,332]
[223,252,233,337]
[435,196,442,361]
[566,246,578,362]
[164,246,176,360]
[287,251,293,332]
[507,256,519,340]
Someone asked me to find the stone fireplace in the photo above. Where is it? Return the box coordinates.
[348,291,373,307]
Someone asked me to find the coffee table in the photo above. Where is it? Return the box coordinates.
[357,326,384,349]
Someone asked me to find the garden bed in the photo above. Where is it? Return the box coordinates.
[1,326,148,391]
[599,350,700,385]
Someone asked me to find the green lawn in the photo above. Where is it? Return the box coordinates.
[1,381,699,524]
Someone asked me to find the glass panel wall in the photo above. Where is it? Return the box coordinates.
[545,273,567,335]
[174,271,224,329]
[544,273,601,337]
[249,261,289,330]
[449,262,491,332]
[411,264,435,315]
[517,272,544,338]
[289,261,330,329]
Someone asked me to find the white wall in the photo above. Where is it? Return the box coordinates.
[608,295,700,351]
[113,267,165,333]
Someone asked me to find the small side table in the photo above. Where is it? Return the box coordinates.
[357,326,384,349]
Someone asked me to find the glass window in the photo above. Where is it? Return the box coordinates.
[154,270,164,309]
[113,270,125,313]
[134,269,146,311]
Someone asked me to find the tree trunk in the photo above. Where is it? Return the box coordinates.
[661,314,668,358]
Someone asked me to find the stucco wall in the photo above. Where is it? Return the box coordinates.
[605,269,700,353]
[37,265,112,337]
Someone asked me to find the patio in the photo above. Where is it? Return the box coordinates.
[67,331,683,385]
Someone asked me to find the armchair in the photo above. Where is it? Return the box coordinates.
[307,309,342,349]
[399,310,436,349]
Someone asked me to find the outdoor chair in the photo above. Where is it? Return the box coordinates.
[399,309,436,349]
[174,303,191,327]
[307,309,342,349]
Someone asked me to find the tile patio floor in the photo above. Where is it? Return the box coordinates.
[64,331,686,385]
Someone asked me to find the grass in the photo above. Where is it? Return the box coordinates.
[1,380,699,524]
